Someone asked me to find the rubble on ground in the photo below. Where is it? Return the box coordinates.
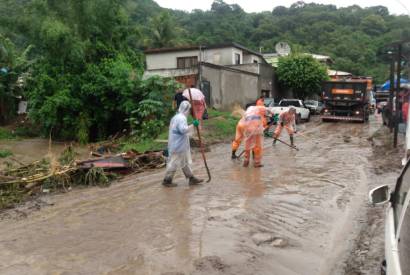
[0,147,165,209]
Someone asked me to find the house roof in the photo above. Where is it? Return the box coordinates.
[144,42,264,58]
[309,54,333,64]
[262,52,333,65]
[328,69,352,76]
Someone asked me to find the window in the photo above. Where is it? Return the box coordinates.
[393,164,410,228]
[280,100,301,107]
[399,202,410,274]
[177,56,198,69]
[234,53,241,65]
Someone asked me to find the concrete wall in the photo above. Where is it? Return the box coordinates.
[146,50,199,70]
[146,46,252,70]
[243,54,263,64]
[258,63,276,97]
[225,63,277,98]
[202,47,239,66]
[226,63,259,74]
[201,64,259,110]
[143,67,198,79]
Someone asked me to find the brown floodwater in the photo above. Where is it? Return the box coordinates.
[0,115,402,275]
[0,138,89,169]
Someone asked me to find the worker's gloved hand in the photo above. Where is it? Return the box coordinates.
[280,122,284,127]
[193,119,200,127]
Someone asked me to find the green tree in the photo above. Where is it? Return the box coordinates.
[0,34,33,124]
[361,15,387,35]
[145,12,181,48]
[276,54,329,98]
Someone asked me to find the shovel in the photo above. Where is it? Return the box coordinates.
[188,88,212,182]
[273,137,299,151]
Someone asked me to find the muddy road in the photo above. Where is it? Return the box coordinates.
[0,116,403,275]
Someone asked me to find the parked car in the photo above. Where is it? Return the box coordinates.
[267,99,310,124]
[245,97,276,109]
[304,100,324,114]
[369,159,410,275]
[264,98,276,107]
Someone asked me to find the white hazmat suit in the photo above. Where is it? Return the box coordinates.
[163,101,203,186]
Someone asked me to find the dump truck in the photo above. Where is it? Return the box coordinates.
[321,78,371,122]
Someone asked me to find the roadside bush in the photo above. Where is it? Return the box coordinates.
[0,149,12,158]
[127,77,181,140]
[0,127,15,139]
[27,56,178,142]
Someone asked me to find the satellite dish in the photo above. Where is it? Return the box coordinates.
[275,42,291,56]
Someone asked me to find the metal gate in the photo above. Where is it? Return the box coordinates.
[201,81,211,106]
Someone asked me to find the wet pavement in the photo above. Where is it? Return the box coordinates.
[0,115,403,275]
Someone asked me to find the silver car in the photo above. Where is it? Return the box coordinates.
[304,100,323,114]
[370,160,410,275]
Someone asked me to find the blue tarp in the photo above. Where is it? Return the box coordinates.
[381,78,409,90]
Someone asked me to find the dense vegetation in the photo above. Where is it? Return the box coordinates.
[0,0,409,141]
[277,54,329,98]
[171,0,410,83]
[0,0,179,141]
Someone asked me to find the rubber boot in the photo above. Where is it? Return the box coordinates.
[231,150,237,159]
[189,176,204,186]
[162,177,177,187]
[290,135,294,147]
[243,160,249,167]
[254,163,264,168]
[272,136,277,145]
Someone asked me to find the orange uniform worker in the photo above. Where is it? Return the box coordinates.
[243,105,265,167]
[256,96,264,106]
[231,100,267,159]
[231,117,246,159]
[273,107,297,147]
[255,100,269,129]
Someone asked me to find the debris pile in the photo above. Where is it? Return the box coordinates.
[0,147,166,209]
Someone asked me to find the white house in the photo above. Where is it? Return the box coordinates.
[144,43,277,109]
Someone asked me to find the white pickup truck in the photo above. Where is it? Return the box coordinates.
[267,99,310,123]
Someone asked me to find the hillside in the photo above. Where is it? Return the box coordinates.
[169,1,410,83]
[1,0,409,83]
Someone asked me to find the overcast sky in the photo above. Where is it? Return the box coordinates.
[154,0,410,15]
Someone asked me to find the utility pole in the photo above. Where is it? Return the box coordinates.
[198,45,202,89]
[389,53,395,133]
[394,44,402,148]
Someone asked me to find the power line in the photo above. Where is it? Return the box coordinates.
[394,0,410,15]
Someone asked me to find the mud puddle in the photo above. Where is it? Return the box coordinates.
[0,115,403,275]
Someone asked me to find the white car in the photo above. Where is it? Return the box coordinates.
[268,99,310,124]
[369,159,410,275]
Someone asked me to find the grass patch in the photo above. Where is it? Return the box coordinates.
[120,109,239,152]
[202,109,239,143]
[13,126,40,138]
[120,131,168,153]
[0,128,15,140]
[0,149,13,158]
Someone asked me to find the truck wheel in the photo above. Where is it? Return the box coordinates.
[306,114,311,122]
